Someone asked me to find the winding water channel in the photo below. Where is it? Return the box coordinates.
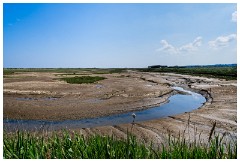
[4,87,206,132]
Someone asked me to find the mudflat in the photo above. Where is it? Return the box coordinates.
[3,71,172,121]
[3,70,237,144]
[82,72,237,145]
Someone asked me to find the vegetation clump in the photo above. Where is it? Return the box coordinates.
[3,68,126,74]
[3,69,15,75]
[60,76,106,84]
[3,130,237,159]
[137,66,237,80]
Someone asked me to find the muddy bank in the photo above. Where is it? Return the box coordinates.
[3,71,237,145]
[4,86,206,132]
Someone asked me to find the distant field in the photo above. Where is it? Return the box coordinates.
[3,68,126,75]
[136,66,237,80]
[3,66,237,80]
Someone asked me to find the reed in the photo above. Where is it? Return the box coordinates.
[3,130,237,159]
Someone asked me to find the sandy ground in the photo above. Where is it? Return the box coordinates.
[3,71,237,145]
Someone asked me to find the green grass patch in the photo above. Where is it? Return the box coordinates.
[3,68,126,74]
[3,69,15,75]
[3,68,90,73]
[3,130,236,159]
[137,66,237,80]
[60,76,106,84]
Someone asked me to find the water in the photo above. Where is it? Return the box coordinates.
[4,87,206,131]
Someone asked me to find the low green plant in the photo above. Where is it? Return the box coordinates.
[59,76,106,84]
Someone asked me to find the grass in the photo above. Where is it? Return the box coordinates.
[59,76,106,84]
[137,66,237,80]
[3,69,15,75]
[4,67,236,80]
[3,130,237,159]
[5,67,236,80]
[3,68,90,73]
[3,68,126,74]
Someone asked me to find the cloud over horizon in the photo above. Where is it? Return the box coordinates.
[157,40,178,54]
[179,37,202,52]
[157,36,202,54]
[208,34,236,49]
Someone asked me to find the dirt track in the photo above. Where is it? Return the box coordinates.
[3,71,237,144]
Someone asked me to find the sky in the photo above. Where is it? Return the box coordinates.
[3,3,237,68]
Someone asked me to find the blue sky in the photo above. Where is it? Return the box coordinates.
[3,3,237,68]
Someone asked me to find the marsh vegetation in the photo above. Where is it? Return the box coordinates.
[4,66,237,80]
[137,66,237,80]
[59,76,106,84]
[3,130,236,159]
[3,68,126,75]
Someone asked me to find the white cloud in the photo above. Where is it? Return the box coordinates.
[156,40,178,54]
[179,37,202,52]
[208,34,236,49]
[192,37,202,47]
[157,36,202,54]
[232,11,237,22]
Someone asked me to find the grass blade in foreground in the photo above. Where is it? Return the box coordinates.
[3,130,237,159]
